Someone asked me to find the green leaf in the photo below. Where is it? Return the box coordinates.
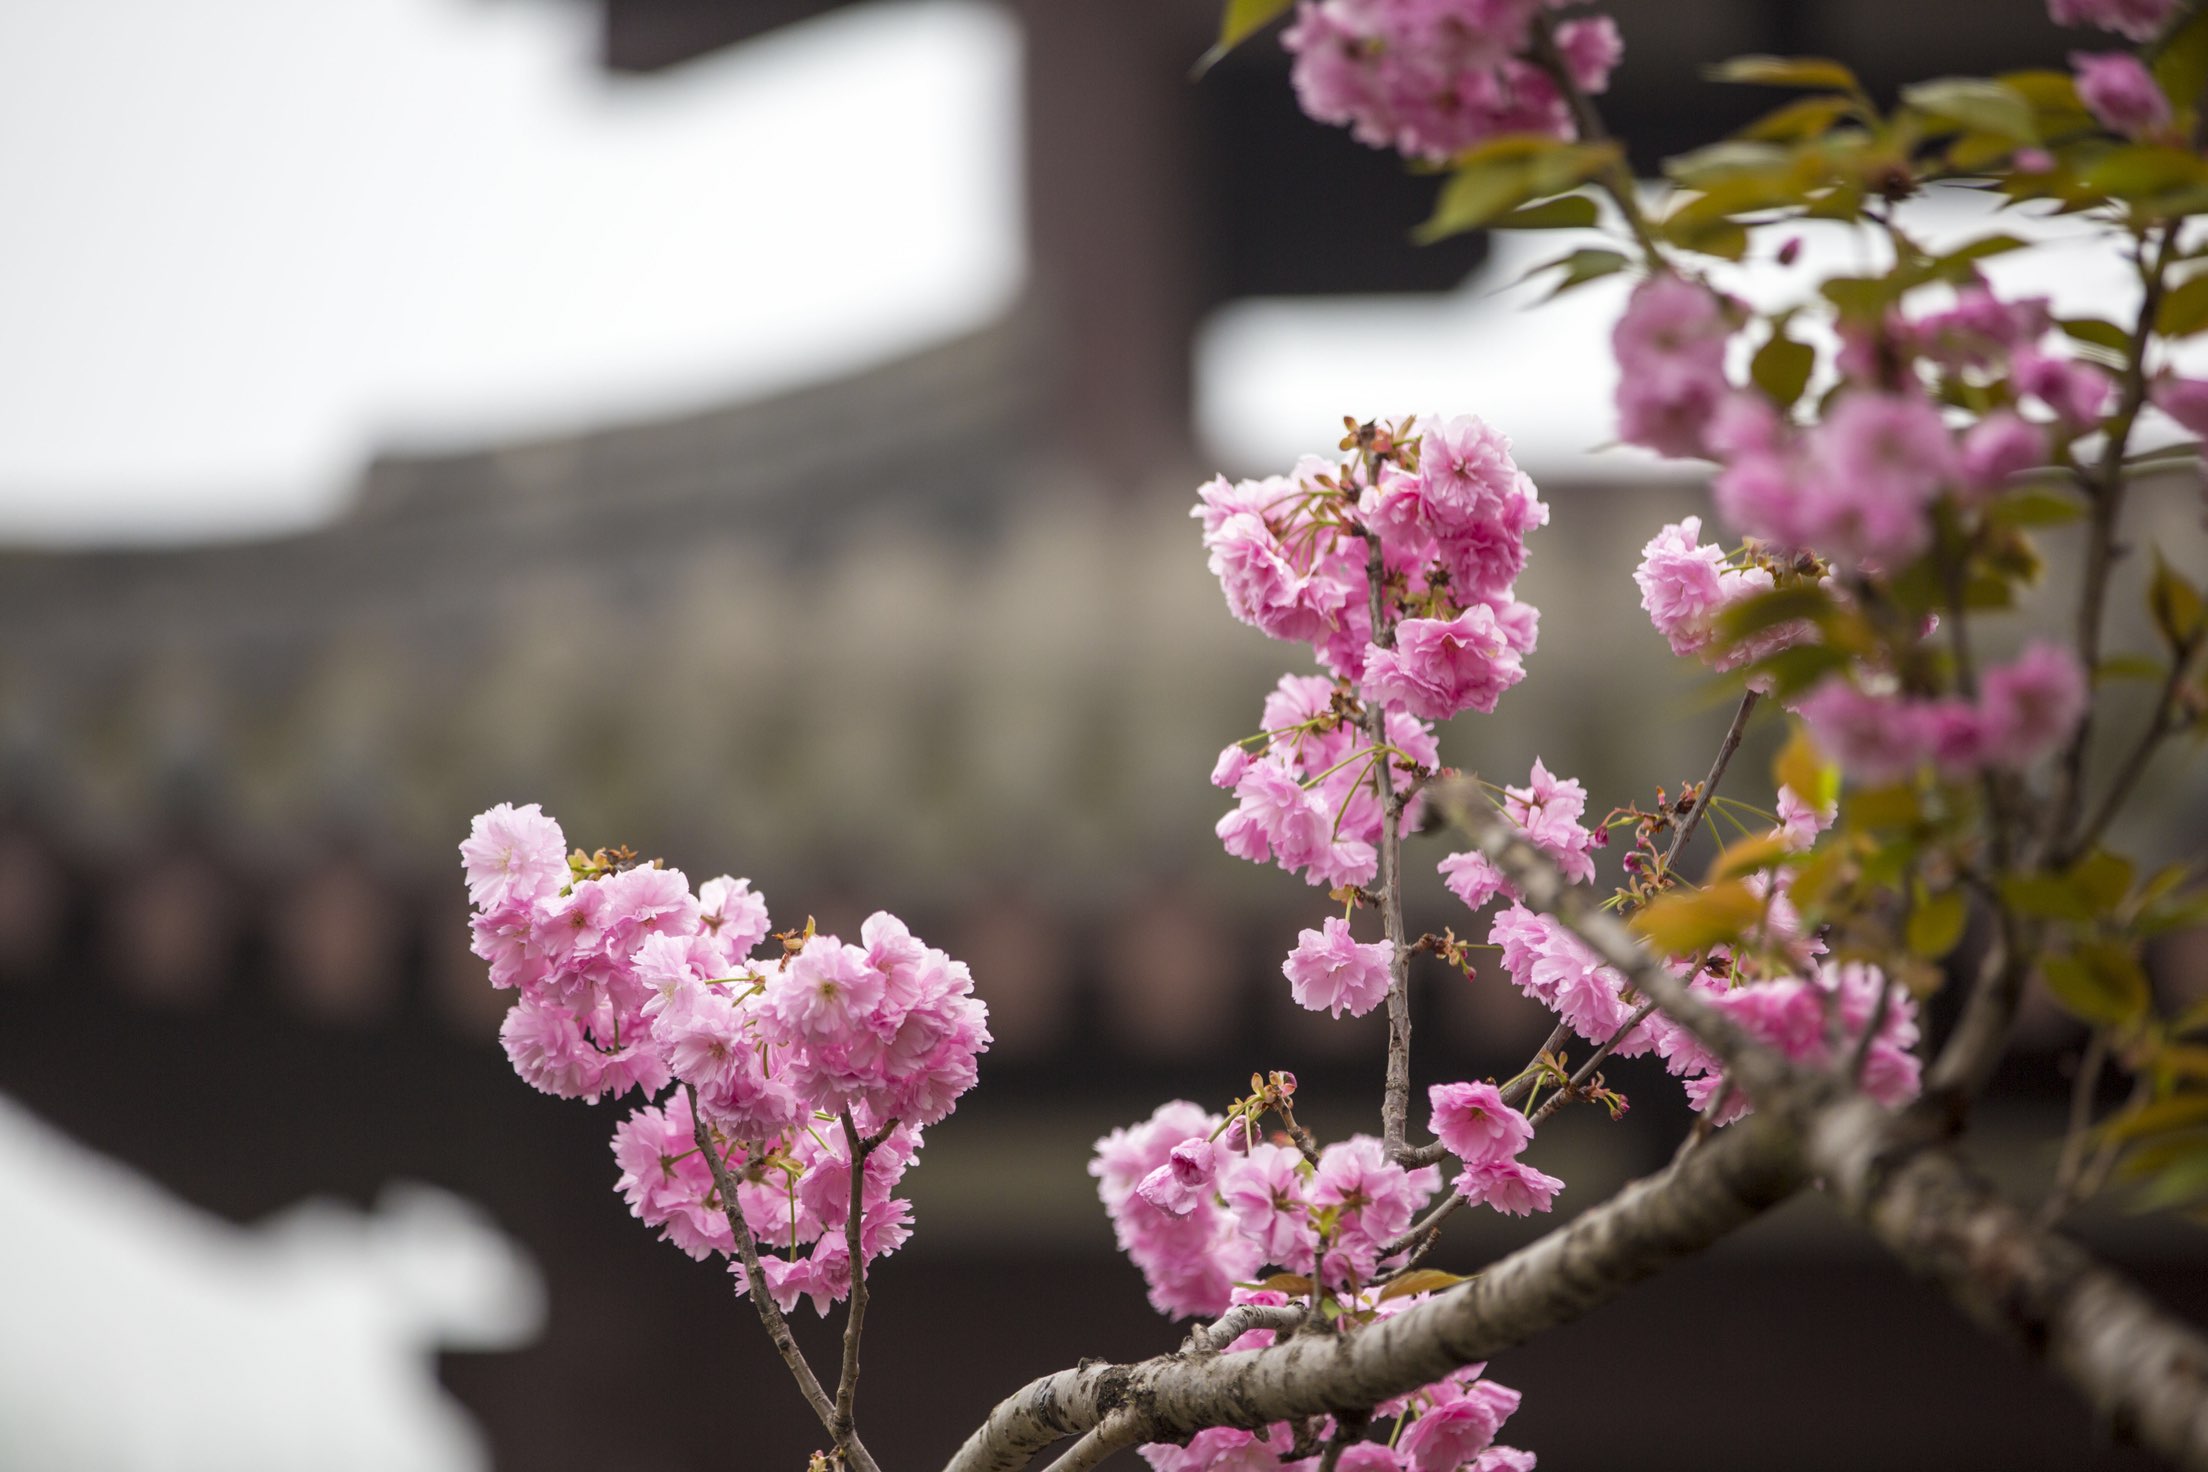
[1997,69,2090,119]
[1525,247,1631,300]
[2125,1143,2208,1211]
[2070,849,2136,916]
[2060,316,2132,353]
[2001,872,2096,922]
[1378,1269,1469,1302]
[1199,0,1294,71]
[1750,328,1817,409]
[2158,270,2208,338]
[1902,78,2037,142]
[1744,642,1853,697]
[1989,483,2089,526]
[2100,652,2170,684]
[2139,887,2208,938]
[1936,233,2032,270]
[2149,550,2207,648]
[2083,145,2208,204]
[1631,880,1766,956]
[1845,783,1922,832]
[1741,94,1855,142]
[1417,160,1535,243]
[1490,194,1601,230]
[2150,1,2208,116]
[1716,584,1835,643]
[2043,941,2151,1025]
[1709,832,1798,883]
[1663,140,1795,191]
[1707,55,1862,93]
[2102,1094,2208,1143]
[1908,890,1970,960]
[1774,724,1840,809]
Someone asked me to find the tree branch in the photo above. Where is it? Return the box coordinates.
[943,1110,1804,1472]
[687,1086,882,1472]
[1661,691,1760,878]
[2050,224,2177,854]
[1356,517,1414,1161]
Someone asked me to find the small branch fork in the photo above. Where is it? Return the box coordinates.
[944,812,2208,1472]
[685,1085,884,1472]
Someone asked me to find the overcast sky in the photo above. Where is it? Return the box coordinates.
[0,2,2183,546]
[0,0,1022,544]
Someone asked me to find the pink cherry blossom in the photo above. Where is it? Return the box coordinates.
[1429,1081,1533,1166]
[460,801,568,910]
[2072,50,2172,137]
[1361,607,1526,720]
[2152,374,2208,437]
[1977,641,2088,770]
[1453,1158,1564,1216]
[1439,849,1513,912]
[1137,1137,1221,1217]
[1283,916,1393,1019]
[2049,0,2179,39]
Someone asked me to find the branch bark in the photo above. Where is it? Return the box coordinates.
[943,1109,1804,1472]
[947,794,2208,1471]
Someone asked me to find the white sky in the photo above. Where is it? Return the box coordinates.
[0,3,2189,547]
[0,0,1023,544]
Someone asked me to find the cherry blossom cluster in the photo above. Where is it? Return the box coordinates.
[1142,1354,1533,1472]
[1610,276,2119,573]
[1214,675,1440,892]
[1093,1104,1535,1472]
[1200,419,1543,909]
[1452,781,1922,1122]
[1795,641,2089,785]
[1281,0,1621,161]
[1632,517,1780,667]
[2047,0,2178,42]
[1194,416,1544,697]
[461,802,989,1313]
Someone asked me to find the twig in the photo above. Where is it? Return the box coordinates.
[1661,691,1760,877]
[1184,1303,1309,1355]
[834,1110,880,1441]
[1319,1412,1373,1472]
[685,1086,882,1472]
[2051,224,2177,855]
[2061,634,2206,866]
[1357,513,1415,1162]
[1501,1023,1574,1109]
[1039,1412,1141,1472]
[1380,1189,1467,1261]
[1524,10,1669,270]
[1529,997,1659,1128]
[2043,1031,2111,1227]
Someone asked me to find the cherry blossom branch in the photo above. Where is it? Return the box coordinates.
[2060,630,2206,866]
[1528,997,1659,1128]
[834,1110,876,1442]
[686,1086,882,1472]
[1184,1303,1309,1355]
[1355,511,1416,1162]
[1523,10,1668,271]
[1660,690,1760,877]
[2050,224,2177,854]
[1451,796,2208,1472]
[943,1110,1805,1472]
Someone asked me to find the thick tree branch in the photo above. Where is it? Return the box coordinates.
[943,1110,1804,1472]
[1463,801,2208,1471]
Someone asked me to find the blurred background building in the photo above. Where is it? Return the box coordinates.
[0,0,2203,1467]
